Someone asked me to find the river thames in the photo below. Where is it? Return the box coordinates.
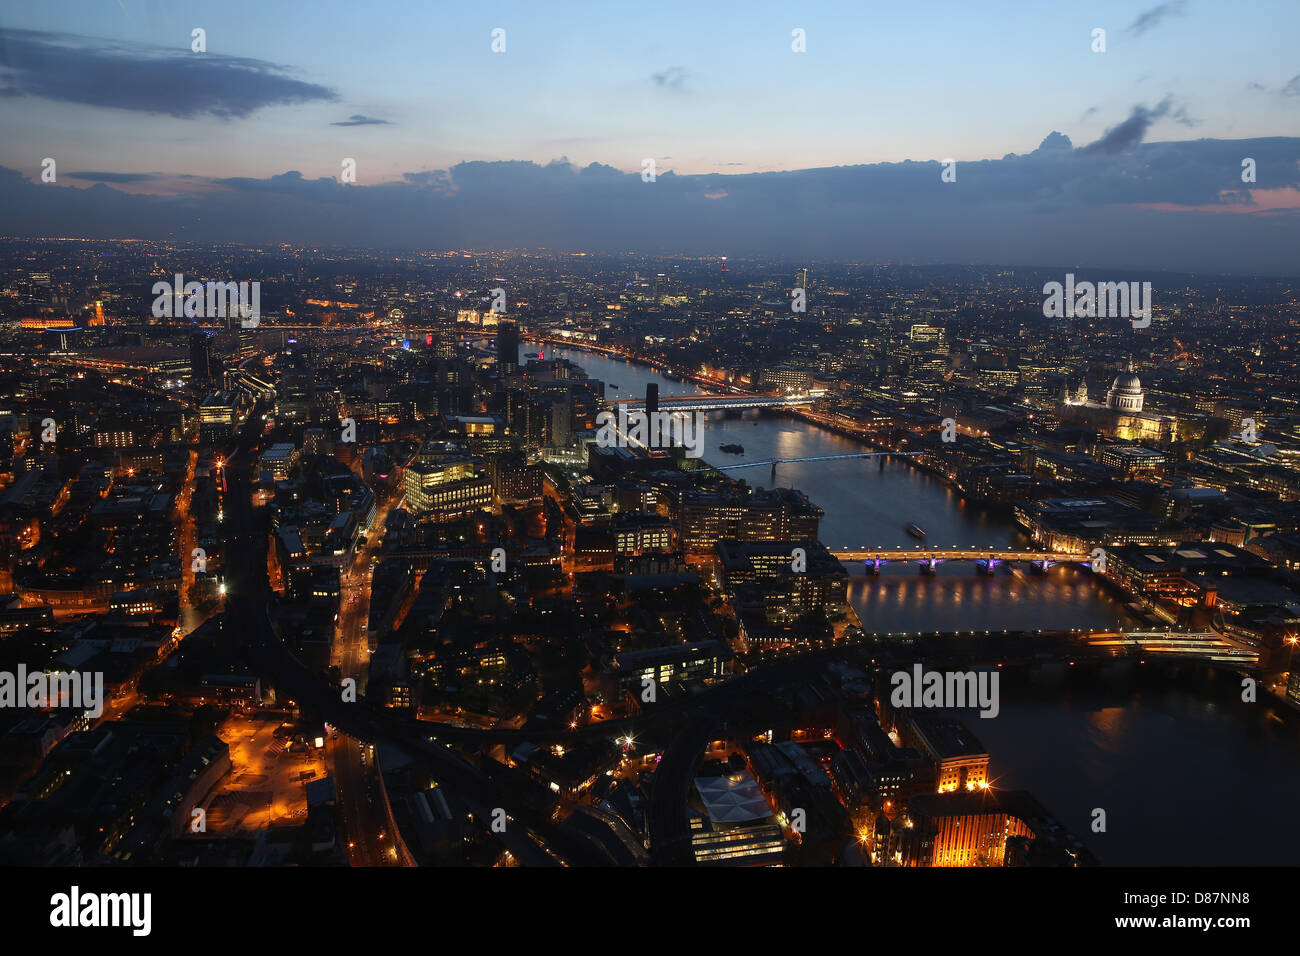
[538,342,1300,864]
[537,343,1134,632]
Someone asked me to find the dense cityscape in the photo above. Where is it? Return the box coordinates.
[0,241,1297,874]
[4,0,1298,938]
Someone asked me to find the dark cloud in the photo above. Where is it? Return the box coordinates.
[63,171,159,183]
[1128,0,1188,35]
[330,114,390,126]
[1080,97,1195,154]
[1,135,1297,274]
[1283,75,1300,96]
[212,169,350,201]
[1166,101,1200,127]
[650,66,688,90]
[0,28,337,118]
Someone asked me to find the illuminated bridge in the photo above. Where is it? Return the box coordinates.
[718,451,921,470]
[831,547,1089,573]
[610,393,817,412]
[1086,631,1258,666]
[834,548,1087,562]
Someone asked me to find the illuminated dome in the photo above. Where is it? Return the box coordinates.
[1106,360,1144,413]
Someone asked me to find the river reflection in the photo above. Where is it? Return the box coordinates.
[545,342,1300,865]
[977,681,1300,865]
[538,343,1132,630]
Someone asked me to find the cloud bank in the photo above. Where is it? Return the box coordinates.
[0,28,337,118]
[2,133,1298,274]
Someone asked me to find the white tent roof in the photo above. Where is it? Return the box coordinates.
[694,772,773,825]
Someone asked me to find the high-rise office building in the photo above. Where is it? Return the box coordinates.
[646,383,659,414]
[276,367,315,422]
[238,329,258,361]
[426,328,457,359]
[497,320,520,375]
[909,323,945,346]
[795,267,809,291]
[189,331,216,384]
[551,395,572,447]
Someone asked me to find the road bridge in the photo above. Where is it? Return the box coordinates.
[833,548,1087,562]
[1086,631,1258,665]
[832,547,1088,573]
[609,394,816,412]
[718,451,921,470]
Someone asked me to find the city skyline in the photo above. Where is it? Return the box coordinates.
[0,1,1294,932]
[2,1,1300,271]
[0,235,1297,913]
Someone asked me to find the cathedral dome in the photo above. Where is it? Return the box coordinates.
[1111,370,1141,393]
[1106,362,1144,413]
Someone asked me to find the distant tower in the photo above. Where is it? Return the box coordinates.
[190,331,214,384]
[646,383,659,414]
[795,267,809,291]
[653,273,666,303]
[497,320,520,375]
